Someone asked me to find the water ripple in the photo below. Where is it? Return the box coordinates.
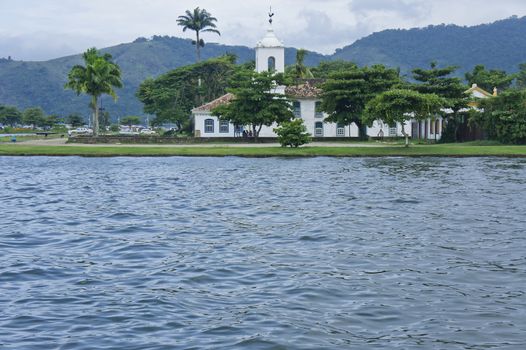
[0,156,525,349]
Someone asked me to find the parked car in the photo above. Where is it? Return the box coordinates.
[140,128,156,135]
[68,128,93,137]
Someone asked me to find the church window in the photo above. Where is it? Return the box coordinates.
[204,119,214,133]
[337,123,345,136]
[293,101,301,118]
[268,56,276,72]
[315,102,323,118]
[389,124,397,136]
[219,120,229,133]
[315,122,324,137]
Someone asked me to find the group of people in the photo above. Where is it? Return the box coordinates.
[242,130,254,139]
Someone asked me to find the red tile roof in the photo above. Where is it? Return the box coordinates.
[285,82,322,99]
[192,93,235,112]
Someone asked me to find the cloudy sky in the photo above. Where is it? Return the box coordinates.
[1,0,526,61]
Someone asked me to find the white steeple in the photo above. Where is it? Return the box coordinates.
[255,8,285,74]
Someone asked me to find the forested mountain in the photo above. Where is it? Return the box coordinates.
[1,16,526,118]
[0,36,325,119]
[333,16,526,79]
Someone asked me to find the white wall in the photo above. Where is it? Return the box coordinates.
[194,112,236,137]
[255,47,285,74]
[367,120,412,138]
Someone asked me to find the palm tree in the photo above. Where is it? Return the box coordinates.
[177,7,221,62]
[65,48,123,136]
[292,49,314,81]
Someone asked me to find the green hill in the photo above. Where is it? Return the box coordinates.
[2,16,526,119]
[333,16,526,78]
[0,36,326,119]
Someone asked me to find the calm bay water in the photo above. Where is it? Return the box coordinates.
[0,156,525,349]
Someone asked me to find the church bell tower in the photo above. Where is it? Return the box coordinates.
[255,8,285,74]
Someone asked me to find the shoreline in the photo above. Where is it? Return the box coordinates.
[2,142,526,158]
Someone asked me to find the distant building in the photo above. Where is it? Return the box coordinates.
[194,16,374,139]
[411,83,495,141]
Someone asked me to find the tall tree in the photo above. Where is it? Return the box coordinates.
[22,107,47,128]
[364,89,446,147]
[475,89,526,144]
[66,113,85,127]
[412,63,469,142]
[287,49,314,81]
[65,48,123,136]
[120,116,141,128]
[465,64,515,92]
[0,105,22,127]
[137,56,237,131]
[212,70,294,142]
[177,7,220,62]
[320,65,401,139]
[311,60,358,79]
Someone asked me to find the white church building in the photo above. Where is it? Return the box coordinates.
[193,17,434,140]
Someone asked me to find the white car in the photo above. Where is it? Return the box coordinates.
[140,128,156,135]
[68,128,93,136]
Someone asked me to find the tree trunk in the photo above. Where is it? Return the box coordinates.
[93,96,99,137]
[253,124,258,143]
[196,31,201,62]
[355,120,368,141]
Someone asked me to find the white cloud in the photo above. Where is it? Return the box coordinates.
[0,0,525,60]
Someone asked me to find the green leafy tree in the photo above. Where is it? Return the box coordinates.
[310,61,358,78]
[320,65,401,139]
[0,105,22,126]
[411,62,469,142]
[474,89,526,144]
[274,119,311,148]
[465,64,515,92]
[67,113,85,127]
[286,49,314,81]
[212,70,294,142]
[22,107,47,128]
[177,7,220,62]
[120,116,141,127]
[516,63,526,89]
[137,56,237,132]
[109,124,120,133]
[364,89,446,147]
[43,115,60,129]
[65,48,123,136]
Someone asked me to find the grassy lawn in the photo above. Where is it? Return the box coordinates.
[1,142,526,157]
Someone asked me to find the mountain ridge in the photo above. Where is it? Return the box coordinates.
[2,16,526,119]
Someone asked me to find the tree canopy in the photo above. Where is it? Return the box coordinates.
[137,55,238,131]
[320,64,401,139]
[412,63,468,112]
[0,105,22,127]
[65,48,122,135]
[286,49,314,81]
[212,69,294,141]
[120,116,141,127]
[475,88,526,144]
[310,60,358,79]
[177,7,220,62]
[465,64,515,92]
[364,89,446,146]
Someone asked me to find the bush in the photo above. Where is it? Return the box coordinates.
[274,119,311,148]
[475,89,526,144]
